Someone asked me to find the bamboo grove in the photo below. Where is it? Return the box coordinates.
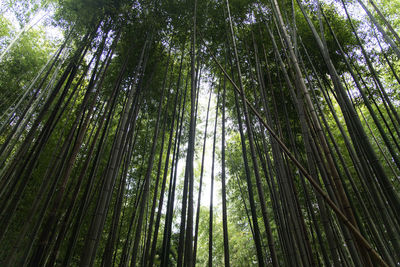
[0,0,400,266]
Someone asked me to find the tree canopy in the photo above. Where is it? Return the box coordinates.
[0,0,400,266]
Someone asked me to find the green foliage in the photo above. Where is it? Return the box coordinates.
[296,2,358,75]
[0,0,50,26]
[0,15,55,114]
[195,206,257,266]
[1,0,400,266]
